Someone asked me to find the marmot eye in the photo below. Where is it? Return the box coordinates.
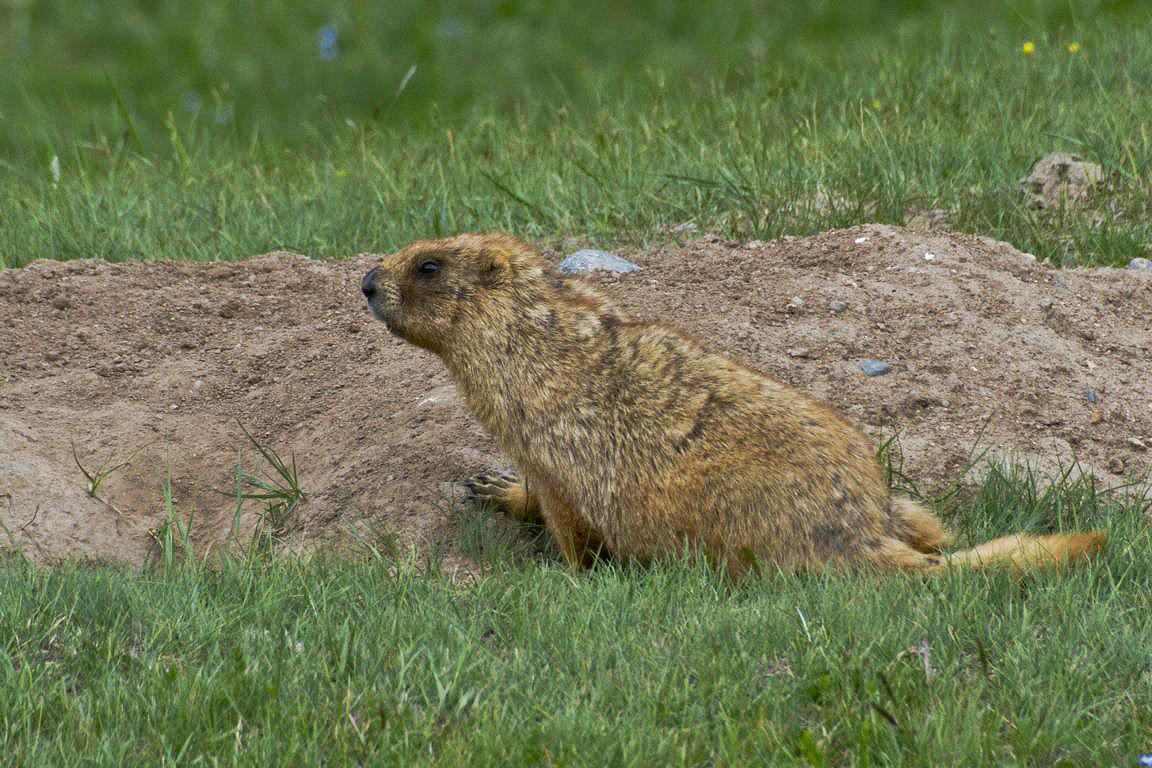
[417,260,441,276]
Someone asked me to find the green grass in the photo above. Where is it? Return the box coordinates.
[2,464,1149,765]
[2,0,1151,268]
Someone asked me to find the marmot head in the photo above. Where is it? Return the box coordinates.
[361,234,545,354]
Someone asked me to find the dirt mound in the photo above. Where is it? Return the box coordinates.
[2,225,1149,566]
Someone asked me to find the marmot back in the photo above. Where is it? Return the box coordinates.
[361,234,1105,577]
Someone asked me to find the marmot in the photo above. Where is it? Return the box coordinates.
[360,234,1106,577]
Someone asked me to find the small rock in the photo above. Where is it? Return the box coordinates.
[1107,456,1126,475]
[670,220,698,234]
[785,297,805,314]
[786,347,810,359]
[1127,437,1147,451]
[1129,257,1151,270]
[858,360,892,376]
[922,252,936,261]
[827,300,848,314]
[557,250,638,274]
[853,236,870,245]
[169,404,179,411]
[1082,388,1100,403]
[1089,410,1105,425]
[347,323,362,334]
[905,207,953,231]
[51,295,71,311]
[44,351,62,362]
[1020,153,1103,210]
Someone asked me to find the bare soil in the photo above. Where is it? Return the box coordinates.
[2,225,1149,567]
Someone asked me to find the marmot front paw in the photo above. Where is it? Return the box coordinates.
[465,472,541,522]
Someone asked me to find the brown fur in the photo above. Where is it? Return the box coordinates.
[361,234,1107,577]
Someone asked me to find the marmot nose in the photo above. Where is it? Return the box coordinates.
[361,267,379,299]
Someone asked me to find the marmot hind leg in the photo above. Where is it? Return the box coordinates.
[888,497,954,553]
[465,471,542,522]
[539,495,607,568]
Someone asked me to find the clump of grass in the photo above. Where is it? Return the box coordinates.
[454,501,551,569]
[876,429,921,500]
[148,462,198,574]
[339,516,402,562]
[876,415,992,510]
[70,439,150,501]
[235,421,307,548]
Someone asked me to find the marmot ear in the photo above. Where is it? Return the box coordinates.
[478,246,512,285]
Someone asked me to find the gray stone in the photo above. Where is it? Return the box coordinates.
[1129,257,1151,270]
[557,250,638,274]
[858,360,892,376]
[827,300,848,314]
[1020,153,1103,210]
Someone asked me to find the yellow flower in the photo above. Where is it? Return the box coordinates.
[1067,41,1081,54]
[1021,41,1036,54]
[871,99,882,110]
